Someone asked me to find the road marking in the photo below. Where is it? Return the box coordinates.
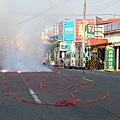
[82,77,94,82]
[62,73,68,76]
[29,88,42,104]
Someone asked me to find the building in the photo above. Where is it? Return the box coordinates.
[103,19,120,71]
[87,17,120,71]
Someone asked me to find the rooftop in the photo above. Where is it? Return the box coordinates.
[98,18,120,25]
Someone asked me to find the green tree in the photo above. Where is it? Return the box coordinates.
[45,41,60,59]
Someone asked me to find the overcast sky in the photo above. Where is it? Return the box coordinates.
[0,0,120,41]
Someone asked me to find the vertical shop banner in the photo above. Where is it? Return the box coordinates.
[76,20,83,42]
[75,43,83,67]
[59,21,63,35]
[105,46,115,71]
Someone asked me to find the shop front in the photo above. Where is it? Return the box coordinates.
[86,38,108,70]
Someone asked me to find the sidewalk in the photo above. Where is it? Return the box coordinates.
[96,69,120,72]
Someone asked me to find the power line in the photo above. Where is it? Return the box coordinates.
[88,0,120,11]
[87,0,106,4]
[16,13,119,17]
[65,3,84,14]
[7,0,70,28]
[4,0,120,30]
[59,0,120,17]
[88,0,118,7]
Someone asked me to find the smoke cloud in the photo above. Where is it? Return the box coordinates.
[0,0,81,72]
[2,48,51,72]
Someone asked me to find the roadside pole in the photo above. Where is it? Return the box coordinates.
[83,0,86,74]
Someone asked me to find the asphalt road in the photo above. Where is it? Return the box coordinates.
[0,67,120,120]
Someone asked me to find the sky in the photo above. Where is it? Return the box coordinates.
[0,0,120,71]
[0,0,120,36]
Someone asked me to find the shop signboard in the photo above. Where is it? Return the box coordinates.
[57,34,62,41]
[105,46,115,71]
[64,20,75,51]
[75,20,94,42]
[76,20,83,42]
[87,24,95,34]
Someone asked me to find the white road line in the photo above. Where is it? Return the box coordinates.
[29,88,42,104]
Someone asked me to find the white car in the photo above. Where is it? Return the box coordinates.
[50,58,55,66]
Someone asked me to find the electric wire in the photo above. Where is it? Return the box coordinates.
[88,0,120,11]
[88,0,118,7]
[87,0,106,4]
[7,0,70,28]
[3,0,120,29]
[12,13,120,17]
[60,0,120,18]
[65,3,84,14]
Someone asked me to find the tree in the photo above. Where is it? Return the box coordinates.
[45,41,60,59]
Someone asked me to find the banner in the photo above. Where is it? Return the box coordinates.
[105,46,115,71]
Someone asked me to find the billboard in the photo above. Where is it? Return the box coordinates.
[64,20,75,42]
[63,20,75,51]
[75,19,95,42]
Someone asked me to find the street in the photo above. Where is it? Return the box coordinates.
[0,67,120,120]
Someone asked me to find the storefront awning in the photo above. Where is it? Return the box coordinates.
[87,38,108,47]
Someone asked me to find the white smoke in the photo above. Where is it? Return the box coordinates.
[2,48,51,72]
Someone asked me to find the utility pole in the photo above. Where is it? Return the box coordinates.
[83,0,86,68]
